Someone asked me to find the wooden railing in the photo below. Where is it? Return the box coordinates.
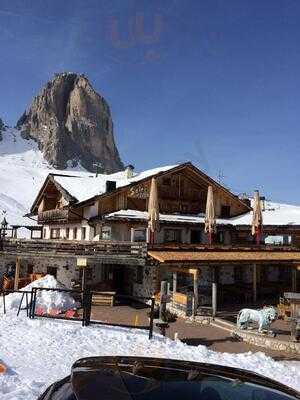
[0,238,148,260]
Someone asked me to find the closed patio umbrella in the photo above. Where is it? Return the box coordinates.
[148,178,160,244]
[252,190,263,245]
[204,185,216,245]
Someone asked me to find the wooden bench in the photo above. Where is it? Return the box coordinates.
[92,292,115,307]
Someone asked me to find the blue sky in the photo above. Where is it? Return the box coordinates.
[0,0,299,203]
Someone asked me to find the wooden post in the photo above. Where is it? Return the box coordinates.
[14,257,21,291]
[253,264,257,303]
[193,269,199,316]
[159,281,168,321]
[173,272,177,295]
[292,266,297,292]
[212,266,217,318]
[81,266,87,291]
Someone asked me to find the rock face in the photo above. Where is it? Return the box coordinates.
[17,73,123,172]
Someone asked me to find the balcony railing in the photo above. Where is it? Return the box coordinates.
[0,238,148,261]
[38,209,69,224]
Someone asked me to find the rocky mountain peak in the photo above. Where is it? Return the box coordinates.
[16,72,124,172]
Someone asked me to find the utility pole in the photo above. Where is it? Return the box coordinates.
[93,162,103,177]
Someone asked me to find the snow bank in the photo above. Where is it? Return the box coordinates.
[0,275,79,313]
[0,316,299,400]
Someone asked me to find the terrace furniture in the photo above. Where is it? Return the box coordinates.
[91,292,115,307]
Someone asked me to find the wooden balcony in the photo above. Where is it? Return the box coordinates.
[38,208,70,224]
[0,238,147,265]
[37,208,82,224]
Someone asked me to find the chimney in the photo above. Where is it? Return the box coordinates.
[241,198,251,208]
[260,196,266,211]
[239,193,251,208]
[125,164,134,179]
[106,180,117,193]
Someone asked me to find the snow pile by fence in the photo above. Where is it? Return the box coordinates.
[1,274,79,313]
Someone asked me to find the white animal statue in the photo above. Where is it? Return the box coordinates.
[237,306,278,332]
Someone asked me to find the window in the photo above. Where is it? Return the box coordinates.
[132,228,146,242]
[164,229,182,243]
[136,267,144,284]
[215,231,224,244]
[27,264,33,274]
[101,226,111,240]
[81,227,86,240]
[50,228,60,239]
[73,227,78,239]
[47,267,57,278]
[191,230,202,244]
[221,205,231,218]
[66,228,70,239]
[43,228,47,239]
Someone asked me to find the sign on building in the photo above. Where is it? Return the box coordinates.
[77,258,88,267]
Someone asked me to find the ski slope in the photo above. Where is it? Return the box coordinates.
[0,127,89,230]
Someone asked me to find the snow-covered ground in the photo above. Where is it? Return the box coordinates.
[0,275,299,399]
[0,314,299,400]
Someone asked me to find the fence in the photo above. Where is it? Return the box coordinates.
[1,287,155,339]
[88,292,155,339]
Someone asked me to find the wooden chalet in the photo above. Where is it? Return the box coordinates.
[1,162,300,316]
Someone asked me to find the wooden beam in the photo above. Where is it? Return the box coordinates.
[292,266,297,292]
[173,271,177,294]
[193,269,199,316]
[14,257,21,291]
[212,266,217,318]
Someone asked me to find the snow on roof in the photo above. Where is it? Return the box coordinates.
[106,201,300,227]
[105,209,232,225]
[53,165,177,203]
[231,201,300,226]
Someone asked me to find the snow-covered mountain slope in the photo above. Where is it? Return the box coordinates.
[0,127,89,229]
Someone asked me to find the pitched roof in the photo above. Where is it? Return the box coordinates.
[30,165,179,213]
[30,162,251,215]
[52,165,177,204]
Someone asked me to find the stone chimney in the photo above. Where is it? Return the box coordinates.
[125,164,135,179]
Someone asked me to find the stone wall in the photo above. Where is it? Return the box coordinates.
[0,256,79,288]
[233,329,300,355]
[132,265,157,298]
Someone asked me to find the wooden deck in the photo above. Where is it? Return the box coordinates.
[0,238,147,265]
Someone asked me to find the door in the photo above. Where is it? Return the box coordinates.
[113,267,125,294]
[191,230,202,244]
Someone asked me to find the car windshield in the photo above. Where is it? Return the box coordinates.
[119,371,297,400]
